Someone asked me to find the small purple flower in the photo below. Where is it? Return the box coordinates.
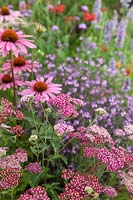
[78,23,87,30]
[81,5,89,12]
[51,25,59,31]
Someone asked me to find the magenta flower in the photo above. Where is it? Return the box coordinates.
[0,73,22,90]
[0,6,21,23]
[2,56,41,74]
[20,76,62,103]
[25,162,42,174]
[0,28,36,57]
[49,94,84,118]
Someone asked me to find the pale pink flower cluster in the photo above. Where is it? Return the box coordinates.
[67,125,113,146]
[49,94,84,118]
[0,148,28,170]
[86,124,114,144]
[118,169,133,194]
[103,186,118,198]
[54,123,74,136]
[115,124,133,140]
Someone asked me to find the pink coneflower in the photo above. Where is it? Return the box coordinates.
[20,76,62,103]
[2,56,41,74]
[0,73,22,90]
[0,6,21,23]
[0,28,36,57]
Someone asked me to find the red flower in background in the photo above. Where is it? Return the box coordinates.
[83,12,96,22]
[49,4,65,13]
[56,4,65,13]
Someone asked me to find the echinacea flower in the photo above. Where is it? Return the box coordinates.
[0,28,36,57]
[2,56,41,74]
[0,73,22,90]
[20,76,62,103]
[0,6,21,23]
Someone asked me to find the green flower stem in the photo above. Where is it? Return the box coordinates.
[10,51,16,107]
[58,136,74,153]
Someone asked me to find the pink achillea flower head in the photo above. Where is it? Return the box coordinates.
[0,6,21,23]
[25,162,41,174]
[86,124,114,144]
[20,76,62,103]
[0,148,27,170]
[0,98,14,123]
[11,125,24,137]
[103,186,118,198]
[96,147,125,171]
[115,124,133,140]
[54,123,74,136]
[59,171,103,199]
[18,186,50,200]
[61,169,75,180]
[0,73,22,90]
[2,56,41,74]
[83,147,96,158]
[0,168,22,190]
[49,94,84,118]
[118,170,133,194]
[0,28,36,57]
